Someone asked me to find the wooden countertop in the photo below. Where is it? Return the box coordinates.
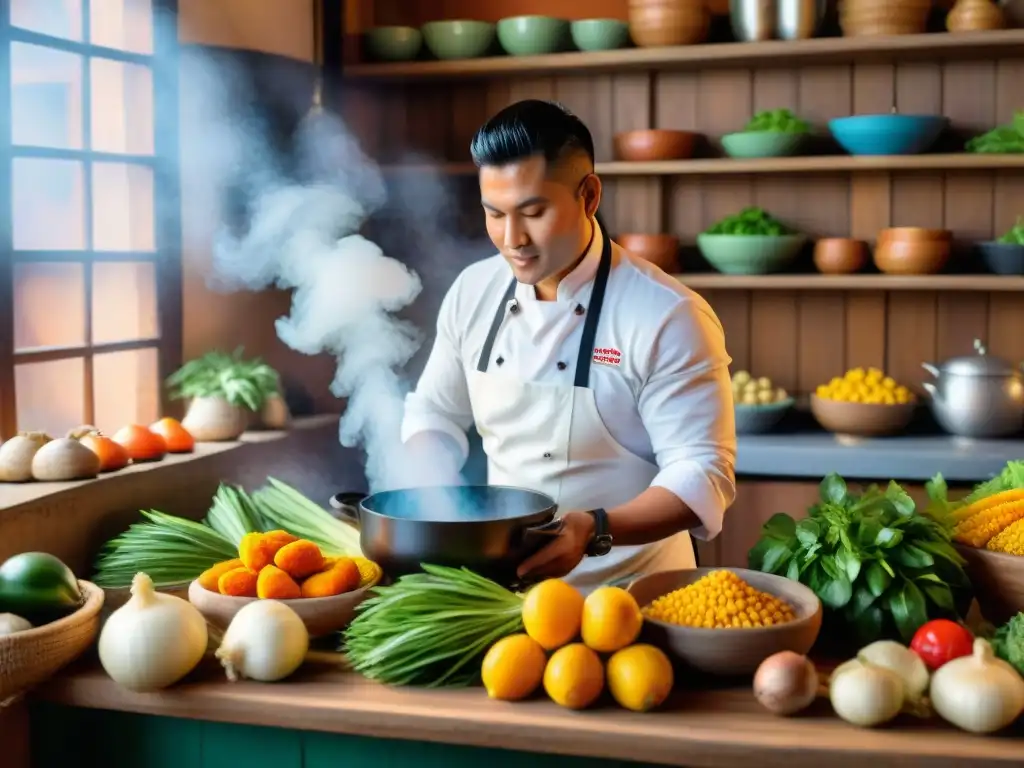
[34,656,1024,768]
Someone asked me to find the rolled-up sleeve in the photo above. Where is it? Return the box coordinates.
[639,299,737,541]
[400,280,475,463]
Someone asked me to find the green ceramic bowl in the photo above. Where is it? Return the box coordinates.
[570,18,630,51]
[421,20,496,60]
[721,131,807,159]
[696,234,807,275]
[363,26,423,62]
[735,398,795,435]
[497,15,569,56]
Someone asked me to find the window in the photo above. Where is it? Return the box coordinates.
[0,0,181,440]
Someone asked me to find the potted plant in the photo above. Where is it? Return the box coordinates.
[166,348,287,441]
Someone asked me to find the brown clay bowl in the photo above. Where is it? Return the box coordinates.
[614,129,698,162]
[874,239,951,275]
[627,567,822,676]
[617,233,681,272]
[629,0,711,46]
[188,575,380,639]
[954,544,1024,625]
[813,238,868,274]
[877,227,952,243]
[810,394,916,437]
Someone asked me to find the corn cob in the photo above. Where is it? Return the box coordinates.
[949,488,1024,525]
[986,517,1024,555]
[953,499,1024,548]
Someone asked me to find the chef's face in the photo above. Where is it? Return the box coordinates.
[479,154,601,294]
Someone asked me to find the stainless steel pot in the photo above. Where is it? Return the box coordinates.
[731,0,776,41]
[921,339,1024,438]
[329,485,563,586]
[777,0,828,39]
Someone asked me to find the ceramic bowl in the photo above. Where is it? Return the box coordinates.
[571,18,630,50]
[720,131,807,158]
[626,567,822,676]
[954,544,1024,625]
[828,114,947,155]
[977,242,1024,275]
[421,20,496,60]
[813,238,868,274]
[497,15,569,56]
[877,227,952,243]
[188,576,380,639]
[617,233,680,272]
[734,398,795,435]
[363,26,423,61]
[874,238,951,275]
[696,234,807,275]
[810,394,916,437]
[613,129,699,162]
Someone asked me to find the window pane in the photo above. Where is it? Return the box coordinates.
[92,162,154,251]
[15,358,85,437]
[10,0,83,42]
[93,347,159,433]
[10,43,84,149]
[92,261,158,344]
[90,0,153,54]
[12,158,86,250]
[90,58,153,155]
[13,262,86,351]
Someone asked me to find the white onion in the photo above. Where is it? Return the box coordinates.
[215,600,309,683]
[930,638,1024,734]
[829,659,905,727]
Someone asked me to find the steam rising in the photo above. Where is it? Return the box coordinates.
[178,47,465,493]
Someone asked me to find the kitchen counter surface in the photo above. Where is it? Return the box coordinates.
[33,657,1024,768]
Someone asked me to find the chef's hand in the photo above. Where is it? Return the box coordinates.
[516,511,596,581]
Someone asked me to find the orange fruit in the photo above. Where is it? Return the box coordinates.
[481,634,547,701]
[543,643,605,710]
[606,644,674,712]
[581,586,643,653]
[521,578,584,650]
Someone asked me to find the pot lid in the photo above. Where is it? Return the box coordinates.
[938,339,1017,376]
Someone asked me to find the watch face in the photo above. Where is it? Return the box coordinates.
[590,534,613,557]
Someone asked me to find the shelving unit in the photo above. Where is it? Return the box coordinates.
[673,274,1024,291]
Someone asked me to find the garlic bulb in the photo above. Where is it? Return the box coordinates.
[98,572,208,691]
[0,613,33,636]
[215,600,309,683]
[930,638,1024,734]
[829,659,905,727]
[0,433,49,482]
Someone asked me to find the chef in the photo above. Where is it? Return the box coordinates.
[401,99,737,592]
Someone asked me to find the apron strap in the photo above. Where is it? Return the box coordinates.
[476,278,517,372]
[573,222,613,389]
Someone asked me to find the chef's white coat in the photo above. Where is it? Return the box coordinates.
[401,225,737,543]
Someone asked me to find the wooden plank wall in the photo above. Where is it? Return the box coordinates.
[344,58,1024,396]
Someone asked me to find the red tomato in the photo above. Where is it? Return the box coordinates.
[910,619,974,670]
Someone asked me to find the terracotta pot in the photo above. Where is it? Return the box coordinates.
[877,227,952,243]
[874,239,951,275]
[181,396,250,442]
[629,0,711,46]
[946,0,1006,30]
[813,238,868,274]
[259,393,292,430]
[617,233,681,272]
[839,0,930,34]
[613,129,699,161]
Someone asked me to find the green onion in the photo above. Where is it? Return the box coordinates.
[203,483,266,546]
[92,510,238,588]
[342,565,523,687]
[251,477,361,557]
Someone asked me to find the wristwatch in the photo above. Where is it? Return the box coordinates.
[584,508,613,557]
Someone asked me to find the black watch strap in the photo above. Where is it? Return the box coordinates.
[585,508,613,557]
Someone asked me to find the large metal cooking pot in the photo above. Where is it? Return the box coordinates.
[329,485,563,586]
[921,339,1024,438]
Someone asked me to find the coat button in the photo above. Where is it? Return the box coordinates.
[496,356,504,366]
[574,304,585,315]
[556,361,567,371]
[543,452,552,459]
[509,300,520,314]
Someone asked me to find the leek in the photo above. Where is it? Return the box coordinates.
[251,477,362,557]
[203,483,266,545]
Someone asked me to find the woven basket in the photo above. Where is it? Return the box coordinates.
[0,581,104,702]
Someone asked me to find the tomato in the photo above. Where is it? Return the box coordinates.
[112,424,167,462]
[78,432,130,472]
[149,417,195,454]
[910,619,974,670]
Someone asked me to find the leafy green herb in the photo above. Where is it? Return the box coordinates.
[743,108,811,135]
[748,473,970,645]
[166,347,281,411]
[965,110,1024,154]
[997,216,1024,245]
[991,612,1024,676]
[704,207,794,236]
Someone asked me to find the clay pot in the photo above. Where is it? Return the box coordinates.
[874,239,951,275]
[613,129,699,161]
[259,393,292,430]
[839,0,930,35]
[629,0,711,47]
[813,238,868,274]
[181,396,250,442]
[877,227,952,243]
[946,0,1006,30]
[617,234,681,272]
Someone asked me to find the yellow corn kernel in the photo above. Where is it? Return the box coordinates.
[953,499,1024,548]
[986,517,1024,555]
[641,569,796,630]
[951,489,1024,525]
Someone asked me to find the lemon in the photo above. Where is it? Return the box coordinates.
[581,586,643,653]
[543,643,605,710]
[521,578,584,650]
[606,644,674,712]
[481,634,547,701]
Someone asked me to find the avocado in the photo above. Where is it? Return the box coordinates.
[0,552,82,623]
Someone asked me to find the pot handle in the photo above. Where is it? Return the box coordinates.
[328,492,364,526]
[520,517,565,545]
[921,362,939,378]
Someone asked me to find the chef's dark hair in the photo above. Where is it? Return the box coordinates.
[470,99,595,170]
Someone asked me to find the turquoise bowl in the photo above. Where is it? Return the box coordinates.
[497,16,569,56]
[421,20,496,60]
[363,26,423,62]
[570,18,630,51]
[828,114,948,156]
[721,131,807,159]
[696,234,807,275]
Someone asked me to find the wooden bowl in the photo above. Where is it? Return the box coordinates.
[810,394,916,437]
[188,576,380,639]
[629,0,711,46]
[874,239,951,275]
[954,544,1024,625]
[813,238,868,274]
[877,227,952,243]
[617,233,680,272]
[627,567,822,676]
[613,129,698,162]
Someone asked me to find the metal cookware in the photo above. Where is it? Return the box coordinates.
[329,485,563,586]
[731,0,776,41]
[777,0,828,39]
[921,339,1024,438]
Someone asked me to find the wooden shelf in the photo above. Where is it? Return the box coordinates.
[344,30,1024,80]
[673,274,1024,291]
[380,154,1024,177]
